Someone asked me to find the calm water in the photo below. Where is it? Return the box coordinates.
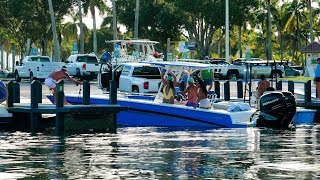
[0,126,320,179]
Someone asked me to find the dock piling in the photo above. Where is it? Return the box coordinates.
[214,81,220,98]
[304,80,311,104]
[288,81,294,94]
[110,80,117,104]
[83,80,90,105]
[237,80,243,98]
[6,81,14,107]
[224,81,230,101]
[276,80,282,90]
[13,82,20,103]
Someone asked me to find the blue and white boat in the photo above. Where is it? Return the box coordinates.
[47,61,302,128]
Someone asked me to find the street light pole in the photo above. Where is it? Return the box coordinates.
[225,0,230,63]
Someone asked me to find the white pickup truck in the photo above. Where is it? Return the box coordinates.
[99,63,161,93]
[66,54,101,80]
[14,56,66,82]
[207,59,285,80]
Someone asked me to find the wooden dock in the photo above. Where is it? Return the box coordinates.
[5,80,128,132]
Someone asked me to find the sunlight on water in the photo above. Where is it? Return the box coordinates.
[0,126,319,179]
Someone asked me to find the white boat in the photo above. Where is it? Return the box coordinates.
[105,39,163,65]
[47,61,300,128]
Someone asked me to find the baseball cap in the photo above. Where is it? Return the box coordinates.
[317,57,320,61]
[188,77,194,83]
[61,66,68,71]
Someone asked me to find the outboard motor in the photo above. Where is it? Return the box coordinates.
[282,91,296,126]
[256,91,295,128]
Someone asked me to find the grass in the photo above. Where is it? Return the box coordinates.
[279,76,314,82]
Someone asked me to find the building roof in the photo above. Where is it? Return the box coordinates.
[300,42,320,53]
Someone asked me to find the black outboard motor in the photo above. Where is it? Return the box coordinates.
[256,91,296,128]
[282,91,296,126]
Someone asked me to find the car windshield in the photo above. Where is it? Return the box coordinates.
[77,56,98,63]
[30,57,51,62]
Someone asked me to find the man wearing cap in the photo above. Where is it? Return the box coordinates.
[315,58,320,98]
[179,77,198,107]
[45,66,82,105]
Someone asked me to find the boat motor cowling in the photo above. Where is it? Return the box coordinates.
[256,91,289,128]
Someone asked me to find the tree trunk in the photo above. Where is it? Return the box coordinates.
[78,0,84,54]
[112,0,118,40]
[266,0,272,60]
[92,6,97,54]
[134,0,140,50]
[238,25,242,58]
[48,0,60,61]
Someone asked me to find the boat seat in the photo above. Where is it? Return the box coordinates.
[208,91,217,106]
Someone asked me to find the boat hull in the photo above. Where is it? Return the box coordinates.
[47,95,253,128]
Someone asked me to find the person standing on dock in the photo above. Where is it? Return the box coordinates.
[45,66,82,105]
[315,58,320,99]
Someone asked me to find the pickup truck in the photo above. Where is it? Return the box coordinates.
[179,58,285,80]
[99,62,161,93]
[208,59,285,80]
[14,56,66,82]
[66,54,101,80]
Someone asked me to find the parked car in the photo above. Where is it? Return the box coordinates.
[284,65,300,76]
[291,66,304,75]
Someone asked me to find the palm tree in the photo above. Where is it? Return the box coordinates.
[83,0,107,54]
[283,0,308,62]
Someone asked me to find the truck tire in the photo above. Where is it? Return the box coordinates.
[271,71,281,78]
[76,68,83,80]
[227,72,238,81]
[30,72,34,82]
[132,86,139,93]
[15,71,21,82]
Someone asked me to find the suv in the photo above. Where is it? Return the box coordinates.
[66,54,100,80]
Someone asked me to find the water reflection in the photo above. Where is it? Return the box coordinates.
[0,126,319,179]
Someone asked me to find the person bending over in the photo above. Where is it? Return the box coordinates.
[45,66,82,105]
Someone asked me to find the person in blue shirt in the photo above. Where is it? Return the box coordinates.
[315,58,320,98]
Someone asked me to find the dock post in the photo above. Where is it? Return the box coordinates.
[83,80,90,105]
[13,82,20,103]
[288,81,294,94]
[56,80,64,131]
[276,80,282,90]
[110,80,117,104]
[30,80,42,131]
[214,81,220,98]
[6,81,14,107]
[224,81,230,101]
[237,80,243,98]
[304,80,311,105]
